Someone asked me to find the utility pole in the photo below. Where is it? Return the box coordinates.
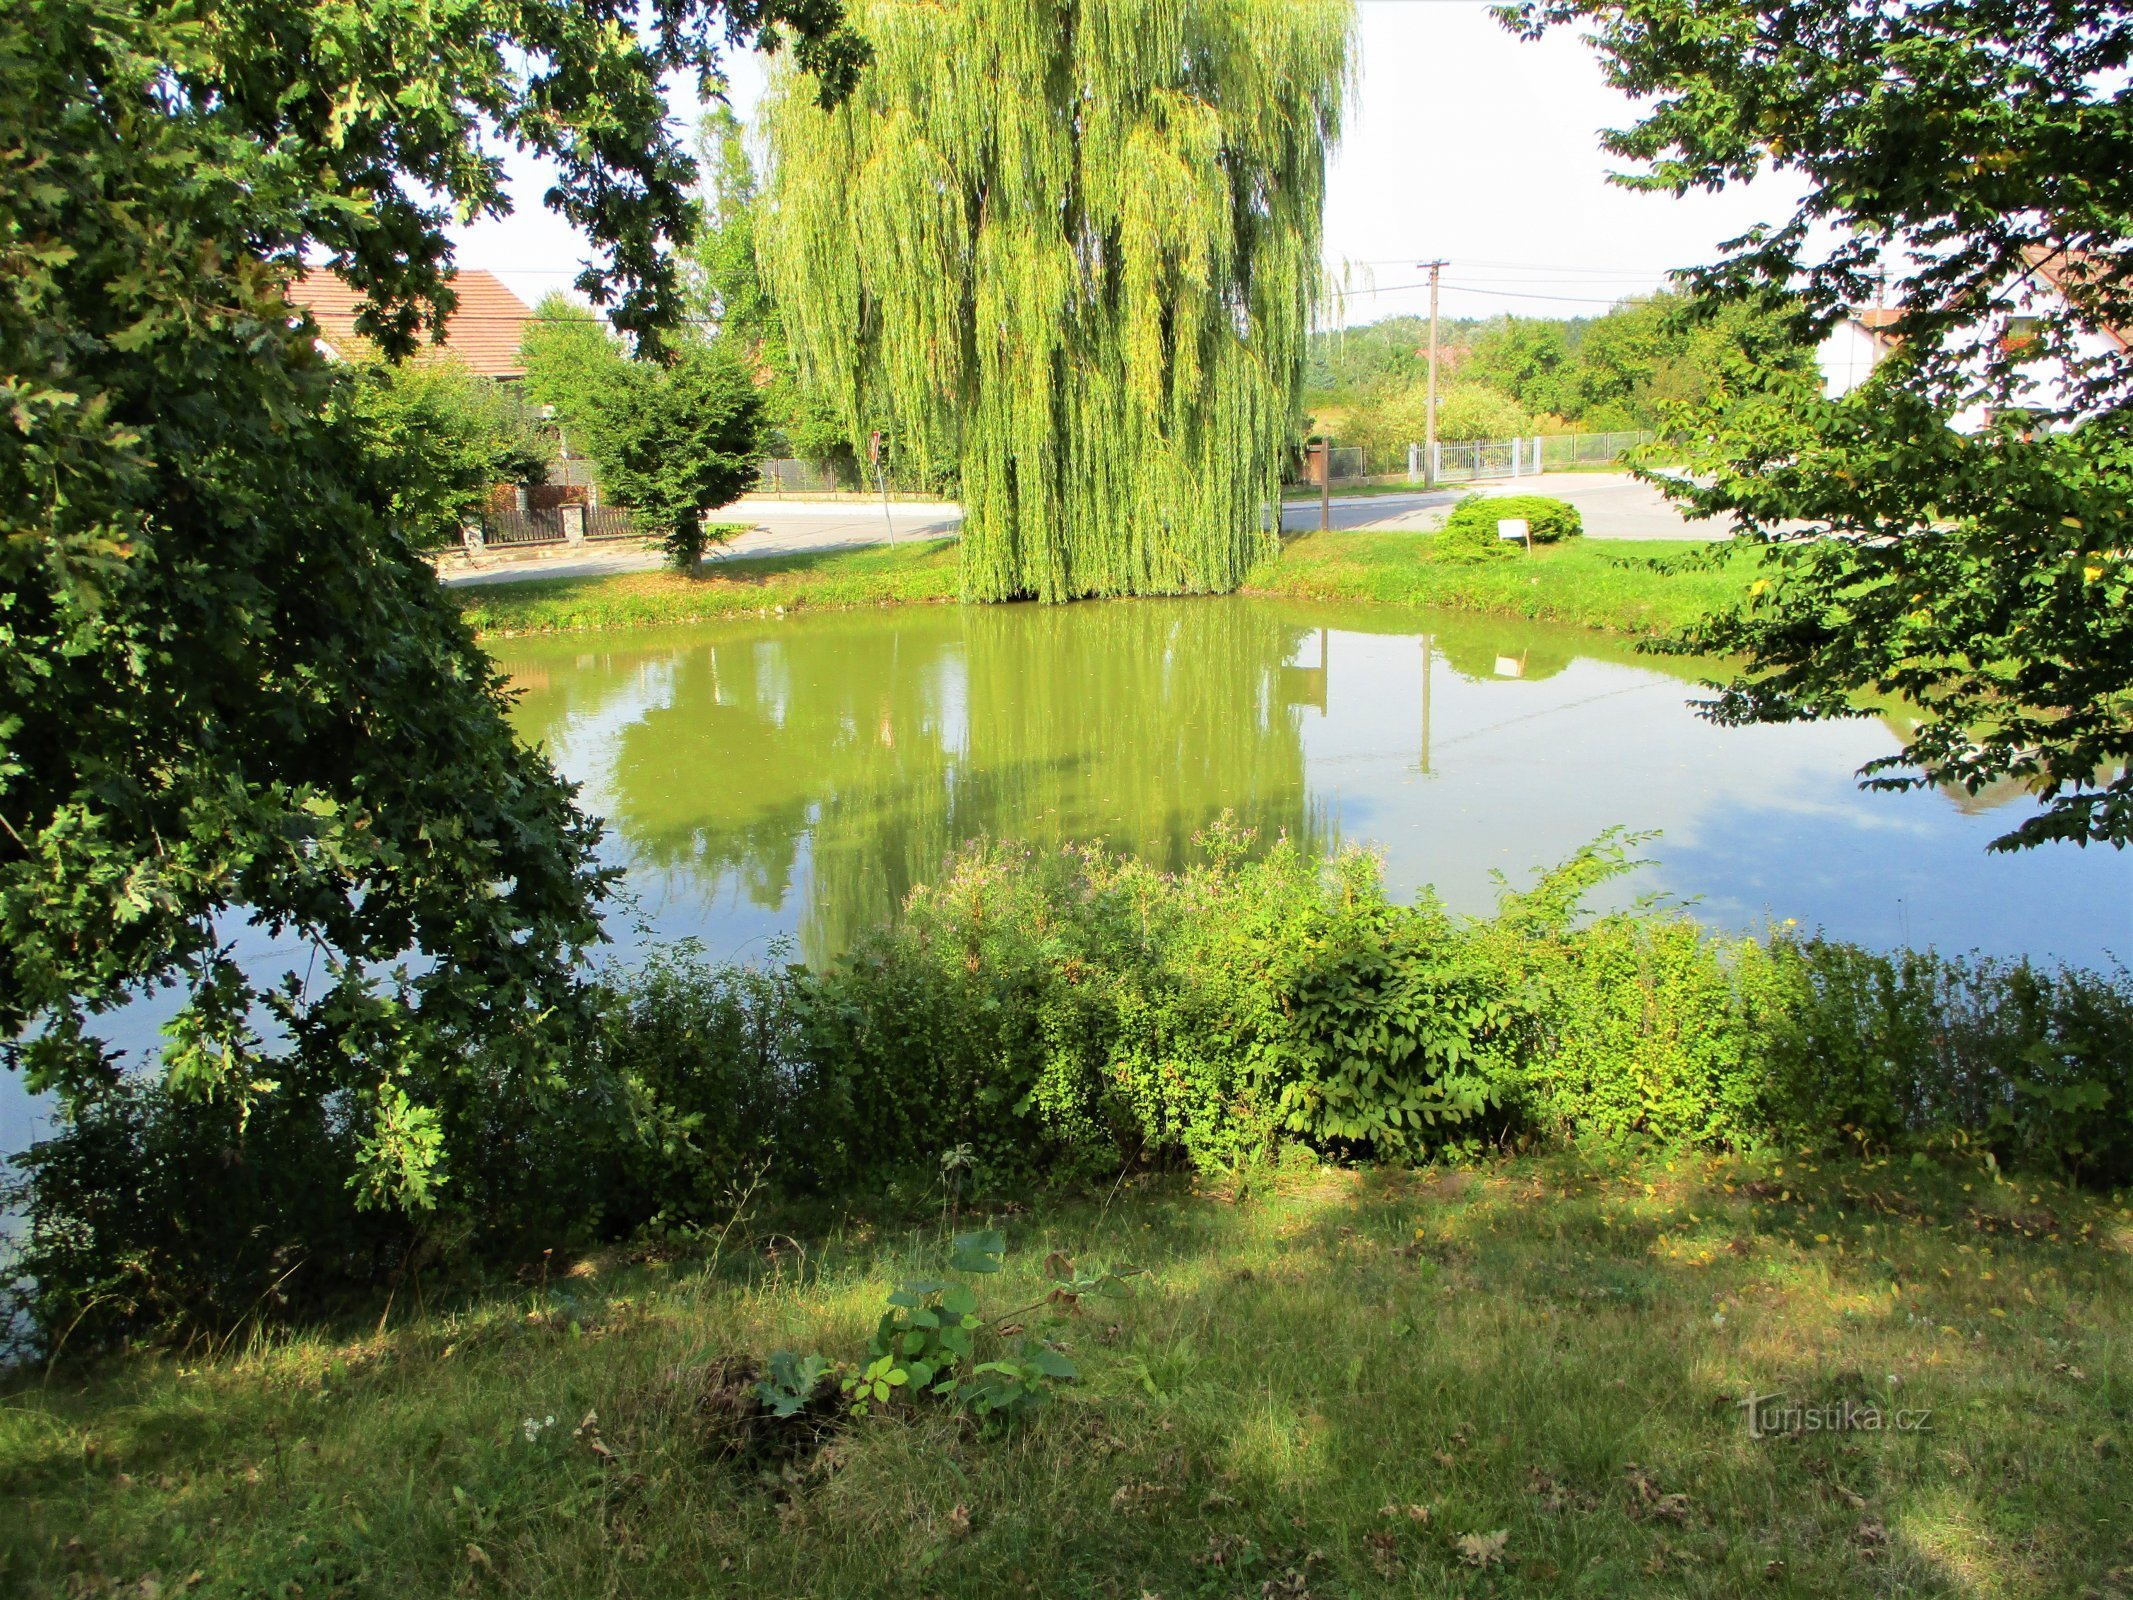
[1419,260,1447,487]
[870,429,897,543]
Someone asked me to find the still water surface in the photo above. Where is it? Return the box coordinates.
[494,597,2130,971]
[5,598,2128,1160]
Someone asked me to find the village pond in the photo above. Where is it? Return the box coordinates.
[498,597,2128,972]
[5,595,2128,1161]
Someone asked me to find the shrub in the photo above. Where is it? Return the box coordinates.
[583,943,806,1234]
[1755,938,2133,1182]
[340,355,552,550]
[1438,493,1583,558]
[797,831,1527,1189]
[12,828,2129,1354]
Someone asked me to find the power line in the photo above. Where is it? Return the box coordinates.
[1343,255,1674,277]
[1333,278,1651,305]
[1441,280,1650,305]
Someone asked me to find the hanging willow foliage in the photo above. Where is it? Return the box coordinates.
[759,0,1354,601]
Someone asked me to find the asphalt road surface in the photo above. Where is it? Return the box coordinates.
[441,473,1722,588]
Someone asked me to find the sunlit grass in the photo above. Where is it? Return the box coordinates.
[1246,529,1758,637]
[5,1148,2126,1596]
[455,529,1752,645]
[456,538,963,638]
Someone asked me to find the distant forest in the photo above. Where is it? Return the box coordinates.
[1305,291,1816,455]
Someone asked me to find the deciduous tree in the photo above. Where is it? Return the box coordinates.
[1502,0,2133,848]
[340,357,553,549]
[761,0,1354,601]
[0,0,861,1230]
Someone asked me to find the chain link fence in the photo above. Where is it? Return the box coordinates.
[1536,430,1653,470]
[758,456,850,494]
[757,456,946,497]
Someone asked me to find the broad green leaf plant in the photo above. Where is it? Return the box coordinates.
[0,0,861,1232]
[762,1231,1142,1426]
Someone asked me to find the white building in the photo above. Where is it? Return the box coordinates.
[1814,305,1902,399]
[1814,249,2129,432]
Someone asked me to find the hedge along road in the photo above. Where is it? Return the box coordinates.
[439,473,1725,588]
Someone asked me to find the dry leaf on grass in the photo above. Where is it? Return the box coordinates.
[1455,1529,1509,1568]
[1365,1528,1402,1576]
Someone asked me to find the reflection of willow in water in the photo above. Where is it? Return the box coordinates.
[506,603,1330,962]
[914,601,1332,924]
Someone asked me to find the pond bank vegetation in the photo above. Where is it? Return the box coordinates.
[454,532,1755,642]
[7,830,2128,1595]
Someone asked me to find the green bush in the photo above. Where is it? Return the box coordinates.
[12,828,2129,1353]
[585,943,806,1232]
[3,1073,405,1352]
[1754,939,2133,1181]
[1437,493,1583,558]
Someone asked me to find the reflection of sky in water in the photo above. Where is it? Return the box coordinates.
[11,599,2128,1161]
[1298,630,2129,962]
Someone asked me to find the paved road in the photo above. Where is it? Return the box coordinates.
[442,498,963,587]
[442,473,1720,587]
[1276,471,1730,539]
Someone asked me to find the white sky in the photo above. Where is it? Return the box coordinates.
[452,0,1802,328]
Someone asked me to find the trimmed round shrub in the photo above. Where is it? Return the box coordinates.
[1437,493,1583,557]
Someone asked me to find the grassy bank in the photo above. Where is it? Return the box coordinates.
[452,532,1752,641]
[6,1149,2126,1598]
[456,539,962,637]
[1244,530,1756,637]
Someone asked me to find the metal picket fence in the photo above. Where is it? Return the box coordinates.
[1408,429,1654,484]
[1289,431,1655,495]
[583,506,639,541]
[475,504,644,549]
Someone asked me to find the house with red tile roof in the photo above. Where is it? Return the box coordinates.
[288,267,535,380]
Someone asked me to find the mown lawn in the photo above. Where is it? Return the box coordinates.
[454,531,1755,644]
[6,1148,2126,1598]
[1244,531,1758,638]
[454,538,963,637]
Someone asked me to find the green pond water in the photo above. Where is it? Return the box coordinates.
[4,595,2127,1158]
[493,597,2131,971]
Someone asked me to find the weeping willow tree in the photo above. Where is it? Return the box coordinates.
[759,0,1354,601]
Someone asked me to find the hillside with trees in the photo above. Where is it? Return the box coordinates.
[1307,290,1817,457]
